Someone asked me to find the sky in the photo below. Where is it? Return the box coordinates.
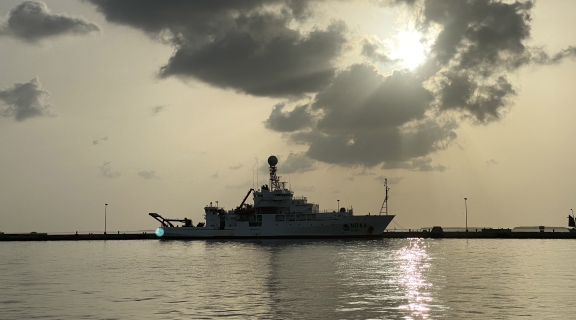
[1,0,576,233]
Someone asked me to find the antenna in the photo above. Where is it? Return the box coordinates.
[379,178,390,216]
[256,157,259,191]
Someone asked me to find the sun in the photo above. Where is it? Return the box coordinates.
[390,30,427,69]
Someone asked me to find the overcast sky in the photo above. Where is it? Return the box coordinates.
[1,0,576,233]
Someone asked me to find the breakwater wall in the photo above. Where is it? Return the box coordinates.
[1,230,575,241]
[381,230,576,239]
[0,233,157,241]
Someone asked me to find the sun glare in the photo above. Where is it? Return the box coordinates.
[391,30,427,69]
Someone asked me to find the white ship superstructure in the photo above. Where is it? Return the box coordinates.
[150,156,394,238]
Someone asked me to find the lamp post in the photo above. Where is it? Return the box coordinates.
[104,203,108,234]
[464,198,468,232]
[337,199,340,212]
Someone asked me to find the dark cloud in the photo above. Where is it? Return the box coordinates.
[312,65,432,132]
[438,72,515,123]
[0,1,100,43]
[138,170,159,180]
[89,0,346,97]
[158,19,346,97]
[264,102,314,132]
[0,77,53,121]
[531,46,576,65]
[270,64,455,167]
[99,161,120,178]
[280,152,316,174]
[417,0,576,123]
[293,118,456,167]
[423,0,533,70]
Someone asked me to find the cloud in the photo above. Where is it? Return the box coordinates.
[0,77,53,121]
[0,1,100,43]
[99,161,121,178]
[89,0,346,97]
[138,170,159,180]
[361,35,397,64]
[355,169,377,177]
[151,105,166,115]
[382,157,447,172]
[229,163,244,170]
[92,136,108,145]
[376,175,404,184]
[225,180,252,189]
[87,1,576,169]
[486,158,499,166]
[296,185,316,192]
[279,152,316,174]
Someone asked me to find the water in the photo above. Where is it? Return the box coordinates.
[1,239,575,319]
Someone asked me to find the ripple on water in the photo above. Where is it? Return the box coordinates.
[1,239,576,319]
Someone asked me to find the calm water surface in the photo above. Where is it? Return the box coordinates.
[1,239,575,319]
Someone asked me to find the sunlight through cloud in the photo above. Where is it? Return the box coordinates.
[390,30,427,69]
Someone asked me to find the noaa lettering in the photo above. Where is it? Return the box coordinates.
[343,223,367,231]
[350,223,367,228]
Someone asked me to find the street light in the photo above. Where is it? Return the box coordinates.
[464,198,468,232]
[337,199,340,212]
[104,203,108,234]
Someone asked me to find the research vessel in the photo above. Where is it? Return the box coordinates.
[149,156,395,239]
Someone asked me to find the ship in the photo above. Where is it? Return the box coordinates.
[149,155,395,239]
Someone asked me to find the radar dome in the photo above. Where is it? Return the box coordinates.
[268,155,278,166]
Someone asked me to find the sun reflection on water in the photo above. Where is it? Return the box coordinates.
[395,239,433,319]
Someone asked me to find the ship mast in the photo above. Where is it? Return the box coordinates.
[379,178,390,216]
[268,156,281,191]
